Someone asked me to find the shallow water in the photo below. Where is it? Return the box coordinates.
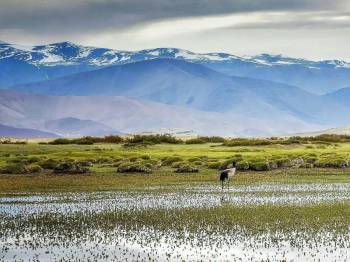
[1,183,350,216]
[1,182,350,261]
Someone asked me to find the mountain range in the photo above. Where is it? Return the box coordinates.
[0,40,349,137]
[1,90,318,137]
[1,41,350,94]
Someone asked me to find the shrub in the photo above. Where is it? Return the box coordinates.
[304,156,318,164]
[185,138,206,144]
[39,159,59,169]
[224,138,274,147]
[220,157,243,169]
[175,164,199,173]
[0,163,28,174]
[236,160,249,170]
[27,156,41,163]
[171,161,185,168]
[250,161,270,171]
[299,163,314,168]
[314,158,349,168]
[53,162,90,174]
[103,135,124,143]
[127,134,182,145]
[76,161,93,167]
[27,164,43,173]
[48,138,72,145]
[95,158,113,164]
[186,136,226,144]
[113,160,127,167]
[275,158,292,168]
[122,142,153,148]
[290,157,305,168]
[117,162,152,173]
[147,159,162,169]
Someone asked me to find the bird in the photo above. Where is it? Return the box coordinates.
[219,162,236,189]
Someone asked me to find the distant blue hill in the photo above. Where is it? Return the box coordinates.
[324,87,350,106]
[1,41,350,94]
[0,123,59,138]
[12,58,350,127]
[1,89,322,137]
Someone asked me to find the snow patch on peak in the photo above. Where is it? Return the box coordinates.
[50,41,78,47]
[324,60,350,68]
[10,44,34,52]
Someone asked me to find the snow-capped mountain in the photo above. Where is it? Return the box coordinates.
[0,41,249,66]
[1,40,350,94]
[2,40,350,68]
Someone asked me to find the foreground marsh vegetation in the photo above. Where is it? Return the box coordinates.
[1,135,350,260]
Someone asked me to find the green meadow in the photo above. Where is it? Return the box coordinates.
[1,136,350,260]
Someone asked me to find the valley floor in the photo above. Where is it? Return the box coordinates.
[1,142,350,260]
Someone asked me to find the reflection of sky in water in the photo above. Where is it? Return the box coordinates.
[2,227,350,261]
[2,183,350,261]
[2,183,350,216]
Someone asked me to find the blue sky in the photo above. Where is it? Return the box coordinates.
[1,0,349,60]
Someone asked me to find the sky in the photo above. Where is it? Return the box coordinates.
[0,0,350,61]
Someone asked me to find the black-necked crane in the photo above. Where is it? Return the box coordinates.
[219,162,236,189]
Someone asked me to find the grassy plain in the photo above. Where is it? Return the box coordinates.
[0,141,350,193]
[2,141,350,259]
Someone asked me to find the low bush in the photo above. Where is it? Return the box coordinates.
[53,162,90,174]
[103,135,124,143]
[147,159,162,168]
[236,160,249,170]
[314,158,349,168]
[48,138,72,145]
[171,161,186,168]
[175,164,199,173]
[49,135,124,145]
[223,134,350,147]
[185,138,206,144]
[0,163,28,174]
[250,161,271,171]
[275,158,292,168]
[39,159,59,169]
[290,157,305,168]
[186,136,226,144]
[27,156,41,164]
[117,162,152,173]
[27,164,43,173]
[76,161,93,167]
[126,134,182,145]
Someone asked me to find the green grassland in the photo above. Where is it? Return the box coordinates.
[1,137,350,193]
[2,137,350,260]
